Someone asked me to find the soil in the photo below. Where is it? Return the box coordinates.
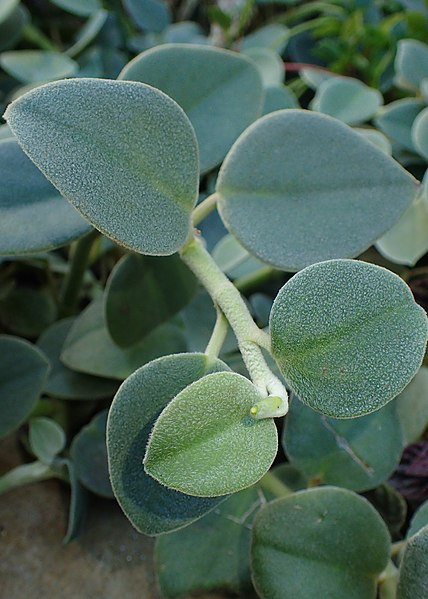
[0,435,229,599]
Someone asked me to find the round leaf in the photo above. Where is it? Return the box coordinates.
[4,78,199,255]
[374,99,425,153]
[270,259,428,417]
[242,47,284,87]
[70,410,113,498]
[217,110,418,271]
[122,0,171,32]
[311,76,383,125]
[0,139,91,255]
[105,252,196,347]
[144,372,278,497]
[29,417,66,465]
[119,44,264,174]
[0,335,50,438]
[107,353,229,535]
[283,395,403,491]
[395,39,428,91]
[251,487,391,599]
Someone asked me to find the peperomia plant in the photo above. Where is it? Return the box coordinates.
[2,39,428,598]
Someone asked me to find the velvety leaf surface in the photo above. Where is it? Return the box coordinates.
[0,139,90,254]
[4,78,199,255]
[395,39,428,91]
[119,44,263,173]
[354,128,391,155]
[37,318,118,400]
[374,99,425,152]
[0,336,49,438]
[311,76,383,125]
[155,487,261,597]
[270,259,428,417]
[397,525,428,598]
[407,499,428,538]
[412,106,428,160]
[70,410,113,498]
[251,487,391,599]
[105,252,196,347]
[217,110,418,271]
[395,366,428,444]
[283,395,403,491]
[144,372,278,496]
[29,417,66,465]
[107,353,229,535]
[61,299,187,379]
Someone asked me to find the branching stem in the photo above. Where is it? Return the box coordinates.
[205,306,229,359]
[192,193,218,227]
[180,235,288,417]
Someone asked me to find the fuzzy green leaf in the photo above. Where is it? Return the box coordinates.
[251,487,391,599]
[395,39,428,91]
[311,76,383,125]
[70,410,113,498]
[374,99,425,152]
[155,488,260,597]
[61,299,187,380]
[397,525,428,599]
[105,253,196,347]
[4,78,199,255]
[123,0,171,32]
[144,372,278,497]
[119,44,264,174]
[0,50,78,83]
[270,259,428,417]
[283,395,403,491]
[107,353,229,535]
[37,318,118,400]
[29,417,66,465]
[0,139,91,255]
[0,336,50,438]
[217,110,418,271]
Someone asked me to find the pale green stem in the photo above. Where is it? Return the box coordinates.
[192,193,218,227]
[0,461,55,496]
[378,560,398,599]
[205,306,229,359]
[180,235,288,417]
[391,540,407,557]
[259,471,294,498]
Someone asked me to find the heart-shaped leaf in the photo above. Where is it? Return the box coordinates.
[107,353,229,535]
[270,259,428,417]
[217,110,418,271]
[0,139,91,255]
[4,78,199,255]
[119,44,263,174]
[251,487,391,599]
[144,372,278,496]
[0,335,50,438]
